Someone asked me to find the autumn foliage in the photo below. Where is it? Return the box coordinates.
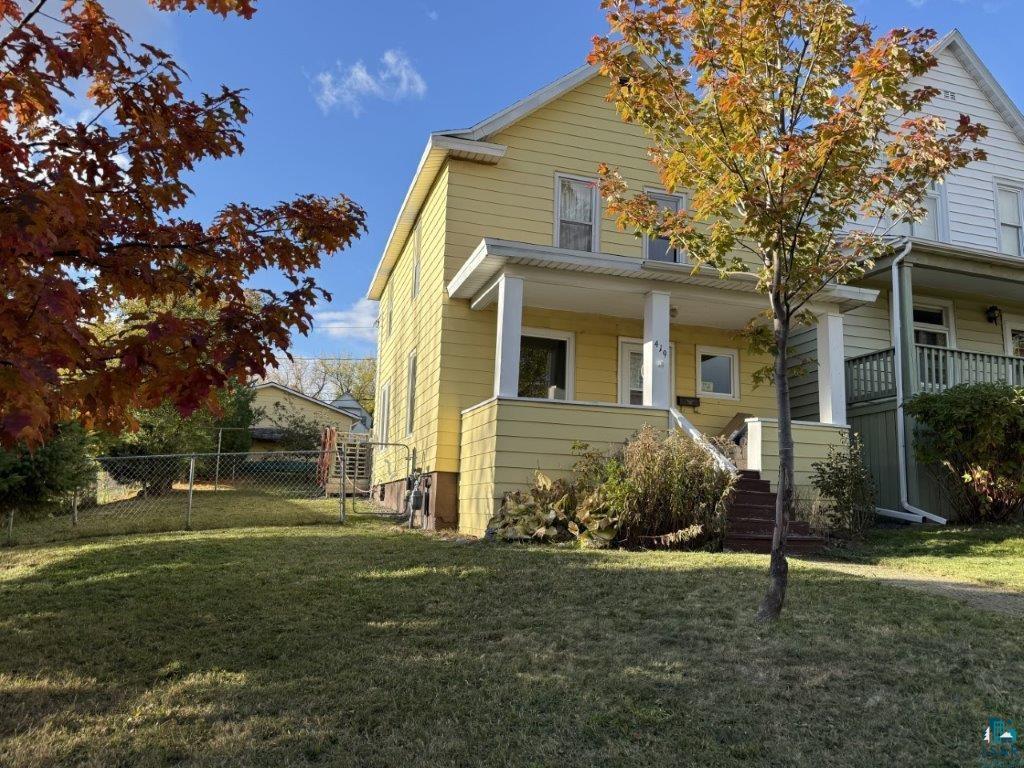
[589,0,986,618]
[0,0,366,447]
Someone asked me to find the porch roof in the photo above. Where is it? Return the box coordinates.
[447,239,880,322]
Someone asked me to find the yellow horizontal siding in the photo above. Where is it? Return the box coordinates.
[252,388,356,431]
[457,400,498,536]
[456,398,671,536]
[748,419,849,498]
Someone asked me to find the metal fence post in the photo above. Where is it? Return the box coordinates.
[71,490,79,527]
[186,454,196,530]
[214,428,223,491]
[5,507,13,545]
[337,447,347,524]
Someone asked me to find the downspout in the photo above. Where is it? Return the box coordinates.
[885,240,947,525]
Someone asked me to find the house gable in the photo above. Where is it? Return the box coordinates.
[916,31,1024,253]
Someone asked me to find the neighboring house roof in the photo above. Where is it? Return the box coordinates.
[252,381,359,421]
[329,392,373,432]
[931,29,1024,146]
[367,56,614,300]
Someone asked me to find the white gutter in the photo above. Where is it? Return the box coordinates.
[884,240,947,525]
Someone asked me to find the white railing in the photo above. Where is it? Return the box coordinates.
[669,408,737,474]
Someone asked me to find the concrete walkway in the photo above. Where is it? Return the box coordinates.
[805,560,1024,617]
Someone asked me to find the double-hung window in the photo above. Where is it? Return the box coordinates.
[377,382,391,443]
[893,182,944,241]
[406,351,417,435]
[555,174,599,252]
[410,224,422,298]
[998,185,1024,257]
[644,192,687,263]
[912,303,954,348]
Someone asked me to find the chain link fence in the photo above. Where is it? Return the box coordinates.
[4,449,363,546]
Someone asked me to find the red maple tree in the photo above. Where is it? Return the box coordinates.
[0,0,366,447]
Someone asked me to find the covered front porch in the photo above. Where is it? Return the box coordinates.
[449,239,872,534]
[843,240,1024,520]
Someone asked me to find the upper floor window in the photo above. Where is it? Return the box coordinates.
[644,191,687,263]
[893,182,945,241]
[997,185,1023,257]
[555,174,599,252]
[410,223,422,298]
[913,302,955,348]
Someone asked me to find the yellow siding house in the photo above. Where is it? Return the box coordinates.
[367,57,872,536]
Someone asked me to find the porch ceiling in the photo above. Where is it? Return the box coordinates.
[447,239,879,323]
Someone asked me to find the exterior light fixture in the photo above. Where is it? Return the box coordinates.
[985,305,1002,325]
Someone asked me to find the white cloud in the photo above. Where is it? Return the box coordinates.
[314,50,427,116]
[427,9,439,21]
[314,299,379,344]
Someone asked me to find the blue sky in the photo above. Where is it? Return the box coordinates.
[116,0,1024,362]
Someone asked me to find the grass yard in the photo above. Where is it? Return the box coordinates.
[1,511,1021,768]
[829,523,1024,593]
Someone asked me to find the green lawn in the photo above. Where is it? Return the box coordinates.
[1,511,1021,767]
[831,523,1024,593]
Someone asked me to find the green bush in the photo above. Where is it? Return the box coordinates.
[486,427,734,550]
[809,433,876,539]
[907,383,1024,523]
[0,423,96,519]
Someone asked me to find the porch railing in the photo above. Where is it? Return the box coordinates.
[915,345,1024,394]
[845,348,897,404]
[844,345,1024,401]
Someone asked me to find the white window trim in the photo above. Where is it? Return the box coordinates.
[410,224,422,299]
[520,326,575,401]
[1003,313,1024,357]
[912,298,957,348]
[553,173,600,253]
[696,345,740,401]
[377,381,391,444]
[617,336,676,406]
[405,350,417,436]
[642,189,688,263]
[889,183,949,243]
[994,177,1024,258]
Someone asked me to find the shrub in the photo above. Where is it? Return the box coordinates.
[604,426,734,548]
[0,423,96,519]
[487,427,734,550]
[486,472,581,543]
[809,432,876,539]
[907,383,1024,523]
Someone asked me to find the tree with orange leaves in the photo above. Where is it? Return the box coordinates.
[590,0,986,620]
[0,0,366,448]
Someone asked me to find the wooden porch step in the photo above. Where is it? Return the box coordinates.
[723,470,825,554]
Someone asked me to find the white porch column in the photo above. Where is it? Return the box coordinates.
[493,275,524,398]
[816,310,848,425]
[643,291,672,408]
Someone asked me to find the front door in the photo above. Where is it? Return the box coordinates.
[618,340,674,406]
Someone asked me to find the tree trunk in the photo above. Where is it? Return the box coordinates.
[757,312,794,622]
